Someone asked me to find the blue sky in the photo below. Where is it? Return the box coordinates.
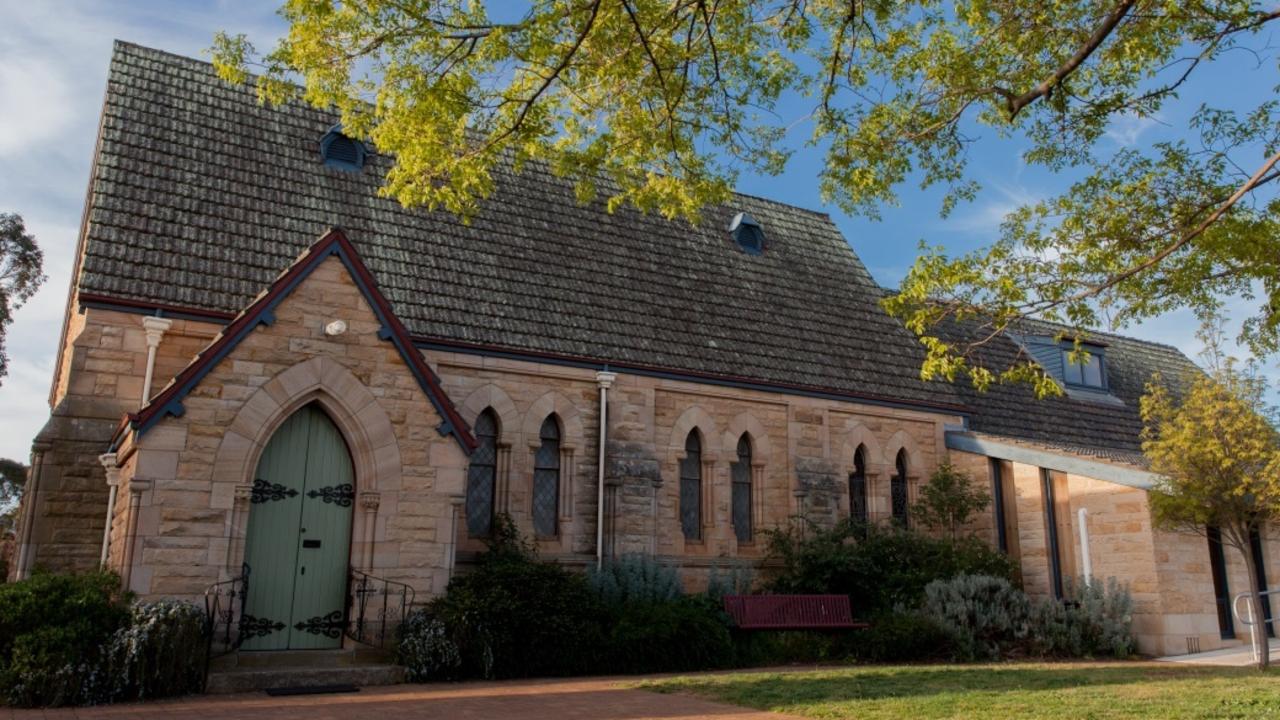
[0,1,1272,460]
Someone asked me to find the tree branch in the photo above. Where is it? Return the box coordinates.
[1000,0,1138,120]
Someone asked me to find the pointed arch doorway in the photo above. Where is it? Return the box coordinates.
[241,403,355,651]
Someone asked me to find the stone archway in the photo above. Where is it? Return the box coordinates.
[213,357,400,580]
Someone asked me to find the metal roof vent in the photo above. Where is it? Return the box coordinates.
[320,125,366,172]
[729,212,764,254]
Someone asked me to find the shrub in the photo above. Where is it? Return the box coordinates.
[0,570,131,706]
[764,520,1018,616]
[605,595,733,673]
[851,611,957,663]
[397,610,463,682]
[911,463,992,539]
[417,516,607,679]
[104,600,206,701]
[587,554,681,605]
[1028,577,1135,659]
[922,574,1031,660]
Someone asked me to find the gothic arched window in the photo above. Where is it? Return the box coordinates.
[466,409,499,536]
[732,434,753,542]
[850,445,869,525]
[533,415,561,537]
[680,430,703,541]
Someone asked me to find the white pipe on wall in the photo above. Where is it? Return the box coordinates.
[595,370,616,569]
[140,316,173,403]
[1078,507,1092,586]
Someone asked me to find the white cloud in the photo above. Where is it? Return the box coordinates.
[943,180,1043,237]
[1104,112,1162,148]
[0,1,283,460]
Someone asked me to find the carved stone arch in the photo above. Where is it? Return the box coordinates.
[522,390,585,450]
[668,405,721,462]
[833,421,887,477]
[885,429,923,480]
[459,383,520,439]
[211,356,400,577]
[723,412,773,466]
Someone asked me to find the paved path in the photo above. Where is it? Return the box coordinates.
[2,676,800,720]
[1157,643,1280,667]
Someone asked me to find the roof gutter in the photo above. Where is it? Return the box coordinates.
[945,431,1160,490]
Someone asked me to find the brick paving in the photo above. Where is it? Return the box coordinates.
[1,676,800,720]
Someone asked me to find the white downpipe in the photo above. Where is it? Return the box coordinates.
[98,453,120,567]
[1078,508,1092,586]
[595,370,616,569]
[140,316,173,403]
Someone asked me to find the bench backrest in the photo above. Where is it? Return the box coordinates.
[722,594,856,630]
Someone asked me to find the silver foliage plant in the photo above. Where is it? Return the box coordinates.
[396,611,462,682]
[586,554,682,605]
[924,574,1135,660]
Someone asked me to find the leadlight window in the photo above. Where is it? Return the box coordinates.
[533,415,561,537]
[680,430,703,541]
[891,449,909,528]
[1061,347,1105,388]
[466,409,499,536]
[850,445,868,525]
[731,434,753,543]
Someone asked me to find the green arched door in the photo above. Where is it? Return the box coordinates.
[241,404,355,651]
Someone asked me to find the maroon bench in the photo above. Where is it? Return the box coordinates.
[722,594,868,630]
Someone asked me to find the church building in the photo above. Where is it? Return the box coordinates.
[11,42,1271,659]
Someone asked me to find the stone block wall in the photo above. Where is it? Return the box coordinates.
[105,256,469,602]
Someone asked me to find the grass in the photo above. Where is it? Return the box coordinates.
[636,662,1280,719]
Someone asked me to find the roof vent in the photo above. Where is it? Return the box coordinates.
[320,125,366,172]
[729,212,764,254]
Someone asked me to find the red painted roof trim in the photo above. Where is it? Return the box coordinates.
[110,228,476,454]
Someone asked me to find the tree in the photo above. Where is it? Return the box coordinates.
[213,2,1280,388]
[911,462,991,540]
[0,213,44,384]
[1141,345,1280,670]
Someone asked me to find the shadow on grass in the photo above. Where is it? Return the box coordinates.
[642,662,1268,706]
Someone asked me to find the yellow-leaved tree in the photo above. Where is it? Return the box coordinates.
[1142,348,1280,670]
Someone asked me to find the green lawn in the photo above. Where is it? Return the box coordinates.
[636,662,1280,719]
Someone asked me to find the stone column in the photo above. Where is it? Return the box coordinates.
[496,442,513,515]
[751,461,766,539]
[97,453,120,568]
[14,439,52,580]
[120,477,153,593]
[446,496,464,580]
[226,483,253,573]
[359,491,381,570]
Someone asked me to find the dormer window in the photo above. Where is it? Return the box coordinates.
[320,125,366,172]
[1062,345,1105,389]
[728,212,764,254]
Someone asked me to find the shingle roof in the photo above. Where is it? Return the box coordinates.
[77,41,964,411]
[938,314,1204,458]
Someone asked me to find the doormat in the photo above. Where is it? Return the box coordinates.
[264,684,360,696]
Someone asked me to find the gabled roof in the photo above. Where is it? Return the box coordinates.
[75,41,963,415]
[110,228,477,454]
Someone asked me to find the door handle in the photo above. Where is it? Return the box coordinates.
[302,539,322,549]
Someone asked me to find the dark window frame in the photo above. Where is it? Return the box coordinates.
[465,408,500,537]
[1207,525,1235,640]
[890,449,909,528]
[991,458,1008,554]
[533,414,561,538]
[680,430,703,541]
[850,445,869,525]
[1060,344,1107,390]
[731,434,753,543]
[1042,468,1066,600]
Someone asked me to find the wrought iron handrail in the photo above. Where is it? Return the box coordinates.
[346,567,415,650]
[204,565,250,656]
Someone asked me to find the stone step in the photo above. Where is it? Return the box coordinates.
[217,648,393,670]
[205,663,405,694]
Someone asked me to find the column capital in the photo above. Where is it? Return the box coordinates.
[141,316,174,348]
[595,370,617,389]
[359,491,381,511]
[98,453,122,487]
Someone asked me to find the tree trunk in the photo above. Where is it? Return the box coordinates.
[1242,546,1271,670]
